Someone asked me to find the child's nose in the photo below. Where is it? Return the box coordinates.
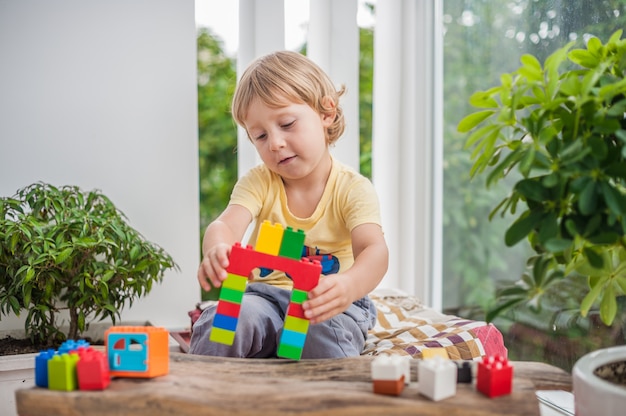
[268,132,286,151]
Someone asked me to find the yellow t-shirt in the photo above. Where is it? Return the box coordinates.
[229,157,382,290]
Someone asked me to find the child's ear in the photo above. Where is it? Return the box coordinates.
[320,96,337,125]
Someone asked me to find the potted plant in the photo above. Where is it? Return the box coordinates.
[459,29,626,413]
[0,182,178,347]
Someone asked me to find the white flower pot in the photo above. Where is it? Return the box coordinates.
[573,346,626,416]
[0,353,37,416]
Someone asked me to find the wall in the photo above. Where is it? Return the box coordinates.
[0,0,199,331]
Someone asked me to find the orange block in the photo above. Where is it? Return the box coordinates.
[105,326,169,378]
[373,376,405,396]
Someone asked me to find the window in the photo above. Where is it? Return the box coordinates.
[443,0,626,370]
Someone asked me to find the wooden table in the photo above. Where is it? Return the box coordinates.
[15,353,571,416]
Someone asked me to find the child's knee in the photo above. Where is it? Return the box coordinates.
[300,315,364,359]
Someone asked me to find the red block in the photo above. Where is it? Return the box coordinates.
[286,303,306,319]
[226,243,321,291]
[476,355,513,398]
[76,347,110,390]
[226,243,258,276]
[292,259,321,291]
[216,300,242,318]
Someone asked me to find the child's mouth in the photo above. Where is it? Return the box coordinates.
[279,155,296,165]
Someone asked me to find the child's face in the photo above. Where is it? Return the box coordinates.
[244,97,334,182]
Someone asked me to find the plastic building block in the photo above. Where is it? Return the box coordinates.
[371,355,410,396]
[418,356,457,401]
[105,326,169,378]
[210,223,321,360]
[210,326,236,345]
[48,353,80,391]
[35,341,111,391]
[476,355,513,398]
[277,289,311,360]
[76,347,110,390]
[278,227,306,259]
[456,361,473,383]
[255,220,284,255]
[216,299,242,317]
[58,339,90,354]
[35,349,56,388]
[224,243,322,289]
[422,347,449,360]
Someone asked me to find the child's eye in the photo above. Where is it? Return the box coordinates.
[254,133,267,141]
[281,121,295,129]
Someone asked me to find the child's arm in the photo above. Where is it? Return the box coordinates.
[302,223,388,324]
[197,204,252,292]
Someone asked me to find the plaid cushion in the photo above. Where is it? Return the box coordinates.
[363,290,506,360]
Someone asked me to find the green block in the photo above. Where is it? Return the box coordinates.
[277,343,303,360]
[284,315,309,333]
[219,287,244,304]
[48,354,79,391]
[278,227,305,259]
[222,273,248,291]
[290,289,308,304]
[210,327,235,345]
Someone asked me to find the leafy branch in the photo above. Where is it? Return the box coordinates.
[459,30,626,325]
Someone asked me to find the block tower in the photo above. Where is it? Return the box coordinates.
[210,221,321,360]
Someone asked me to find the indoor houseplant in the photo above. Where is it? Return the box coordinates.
[459,29,626,413]
[459,29,626,327]
[0,182,178,346]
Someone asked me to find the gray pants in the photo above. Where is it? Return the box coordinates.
[189,283,377,359]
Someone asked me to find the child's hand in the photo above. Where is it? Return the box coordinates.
[302,275,355,324]
[197,243,231,292]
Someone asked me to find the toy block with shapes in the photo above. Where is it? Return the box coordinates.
[210,221,321,360]
[105,326,169,378]
[371,355,410,396]
[476,355,513,398]
[418,356,457,401]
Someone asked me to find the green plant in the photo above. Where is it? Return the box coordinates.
[459,30,626,326]
[0,182,178,345]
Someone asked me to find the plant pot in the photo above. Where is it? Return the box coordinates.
[573,345,626,416]
[0,352,37,416]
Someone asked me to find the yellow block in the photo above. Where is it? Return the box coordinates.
[255,220,284,255]
[421,348,449,360]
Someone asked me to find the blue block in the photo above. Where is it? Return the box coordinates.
[35,349,56,387]
[280,329,306,347]
[213,313,238,332]
[58,339,90,354]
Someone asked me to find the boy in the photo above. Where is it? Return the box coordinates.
[190,51,388,358]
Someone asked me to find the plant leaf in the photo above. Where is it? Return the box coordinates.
[544,238,573,253]
[599,283,617,326]
[580,275,606,316]
[505,210,543,246]
[583,247,604,269]
[54,247,73,265]
[458,110,496,133]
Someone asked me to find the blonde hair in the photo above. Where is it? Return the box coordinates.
[232,51,346,144]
